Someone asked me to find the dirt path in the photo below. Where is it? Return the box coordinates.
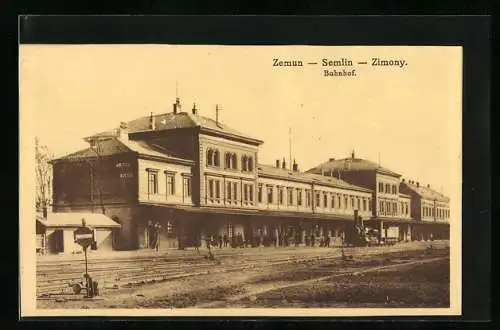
[194,256,448,308]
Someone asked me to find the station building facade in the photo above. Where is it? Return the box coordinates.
[50,98,450,252]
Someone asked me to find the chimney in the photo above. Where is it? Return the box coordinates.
[276,159,280,168]
[416,181,420,188]
[351,149,355,159]
[173,97,182,114]
[150,112,156,130]
[215,104,221,126]
[292,159,298,172]
[427,184,430,188]
[119,122,129,140]
[42,206,47,219]
[192,103,198,115]
[329,157,335,161]
[281,158,286,169]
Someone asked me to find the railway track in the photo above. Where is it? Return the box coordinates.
[36,241,449,296]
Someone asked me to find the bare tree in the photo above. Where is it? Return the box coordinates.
[35,137,53,214]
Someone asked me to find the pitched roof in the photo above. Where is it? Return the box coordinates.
[52,136,194,165]
[401,182,450,202]
[85,109,263,145]
[257,164,372,193]
[306,157,401,177]
[36,212,121,228]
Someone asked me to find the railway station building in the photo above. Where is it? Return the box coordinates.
[49,98,450,253]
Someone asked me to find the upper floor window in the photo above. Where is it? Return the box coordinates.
[344,196,348,209]
[379,200,384,213]
[378,182,383,193]
[166,173,175,196]
[331,194,335,209]
[258,184,263,203]
[241,155,248,171]
[392,185,397,194]
[362,199,367,211]
[241,155,254,172]
[147,169,158,195]
[297,189,303,206]
[357,198,361,210]
[323,193,328,208]
[206,148,220,167]
[267,185,274,204]
[385,184,391,194]
[224,152,238,170]
[278,187,284,205]
[306,190,311,207]
[368,198,372,211]
[315,192,321,207]
[287,187,294,206]
[183,177,191,197]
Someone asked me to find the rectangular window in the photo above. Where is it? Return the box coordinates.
[243,183,248,203]
[208,179,214,200]
[380,200,384,214]
[278,187,284,205]
[249,184,253,203]
[226,182,232,202]
[338,195,342,209]
[215,180,220,199]
[287,187,294,206]
[323,193,328,208]
[258,184,263,203]
[368,198,372,211]
[306,190,311,207]
[385,184,390,194]
[357,198,361,210]
[331,194,335,209]
[267,186,273,204]
[147,170,158,195]
[183,177,191,197]
[315,192,320,207]
[232,182,238,202]
[363,199,367,211]
[405,204,408,215]
[166,174,175,196]
[344,196,348,209]
[378,182,383,193]
[297,189,303,206]
[351,197,355,209]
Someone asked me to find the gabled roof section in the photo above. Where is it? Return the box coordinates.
[401,182,450,203]
[306,157,401,177]
[51,136,194,166]
[257,164,372,193]
[85,108,263,146]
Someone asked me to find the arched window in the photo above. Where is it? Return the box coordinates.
[213,150,220,167]
[231,153,237,169]
[207,149,214,166]
[241,155,248,171]
[225,152,232,169]
[248,157,253,171]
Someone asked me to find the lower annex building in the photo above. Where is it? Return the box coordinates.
[47,98,450,253]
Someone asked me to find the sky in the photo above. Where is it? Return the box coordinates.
[20,44,462,218]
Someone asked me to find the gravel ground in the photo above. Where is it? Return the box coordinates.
[37,243,449,309]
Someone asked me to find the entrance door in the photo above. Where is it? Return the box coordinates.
[51,230,64,253]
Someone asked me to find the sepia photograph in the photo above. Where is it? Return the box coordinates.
[20,44,462,317]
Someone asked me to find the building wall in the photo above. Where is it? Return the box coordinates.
[375,173,401,218]
[399,195,412,219]
[256,176,372,219]
[198,134,259,208]
[52,153,138,208]
[137,158,194,206]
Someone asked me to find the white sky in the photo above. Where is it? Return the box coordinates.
[20,44,462,216]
